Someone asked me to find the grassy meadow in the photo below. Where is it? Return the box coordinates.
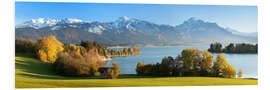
[15,53,257,88]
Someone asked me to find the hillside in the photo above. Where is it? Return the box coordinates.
[15,53,257,88]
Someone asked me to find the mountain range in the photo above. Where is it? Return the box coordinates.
[15,16,257,46]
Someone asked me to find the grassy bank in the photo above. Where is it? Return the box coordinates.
[15,53,257,88]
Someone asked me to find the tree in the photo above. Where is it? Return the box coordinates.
[200,51,213,76]
[200,51,213,70]
[159,57,174,76]
[63,44,87,56]
[36,35,64,63]
[224,43,235,53]
[159,57,170,76]
[213,54,236,78]
[224,64,236,78]
[111,61,120,78]
[136,62,144,75]
[123,48,128,55]
[180,48,202,76]
[238,69,243,78]
[213,54,229,77]
[208,43,223,52]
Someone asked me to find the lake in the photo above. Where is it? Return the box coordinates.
[105,46,258,78]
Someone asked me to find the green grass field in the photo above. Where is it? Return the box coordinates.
[15,53,258,88]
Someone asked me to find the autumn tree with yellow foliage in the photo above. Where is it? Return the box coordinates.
[213,54,228,76]
[200,51,213,76]
[36,35,64,63]
[238,69,243,78]
[112,61,120,78]
[180,48,202,72]
[224,64,236,78]
[213,54,236,78]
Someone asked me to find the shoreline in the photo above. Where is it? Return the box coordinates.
[107,42,258,48]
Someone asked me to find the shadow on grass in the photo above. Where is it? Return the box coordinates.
[16,60,55,75]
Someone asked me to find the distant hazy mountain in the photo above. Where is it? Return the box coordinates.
[15,16,257,45]
[226,28,258,38]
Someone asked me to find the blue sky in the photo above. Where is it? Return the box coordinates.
[15,2,257,33]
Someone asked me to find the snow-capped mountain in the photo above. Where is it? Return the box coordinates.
[16,18,86,29]
[15,17,257,45]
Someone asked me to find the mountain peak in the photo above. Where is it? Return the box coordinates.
[180,17,220,28]
[117,16,131,22]
[31,18,45,24]
[188,17,197,21]
[62,18,83,23]
[185,17,204,24]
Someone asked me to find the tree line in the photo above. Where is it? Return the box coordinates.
[136,48,243,78]
[80,41,141,58]
[208,43,257,53]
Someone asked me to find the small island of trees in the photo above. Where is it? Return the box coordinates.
[208,42,257,53]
